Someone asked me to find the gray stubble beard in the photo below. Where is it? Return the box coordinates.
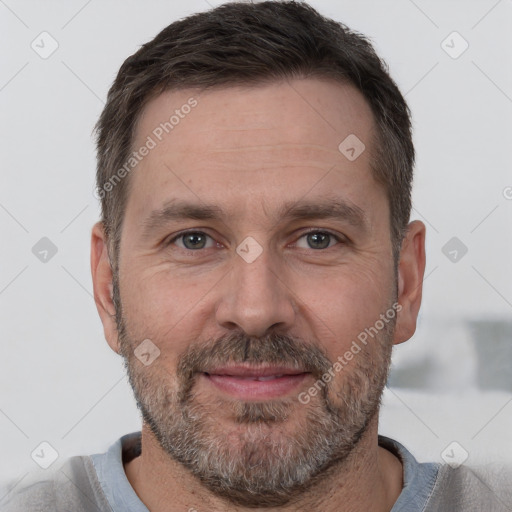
[113,276,395,507]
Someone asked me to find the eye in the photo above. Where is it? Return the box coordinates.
[166,229,346,253]
[169,231,216,250]
[294,230,344,250]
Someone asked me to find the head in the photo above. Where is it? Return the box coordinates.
[91,1,425,507]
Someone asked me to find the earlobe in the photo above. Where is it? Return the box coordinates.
[393,221,426,346]
[90,221,121,354]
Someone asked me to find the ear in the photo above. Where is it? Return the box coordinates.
[91,221,121,354]
[393,220,426,345]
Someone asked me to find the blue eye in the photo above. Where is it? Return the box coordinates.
[295,230,343,250]
[170,231,215,250]
[167,229,344,252]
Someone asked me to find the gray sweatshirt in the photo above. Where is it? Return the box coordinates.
[1,432,510,511]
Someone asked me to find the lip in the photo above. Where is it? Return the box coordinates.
[205,364,307,378]
[202,365,310,400]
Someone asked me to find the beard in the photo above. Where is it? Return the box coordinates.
[114,280,396,508]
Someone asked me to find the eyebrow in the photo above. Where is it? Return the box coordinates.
[141,197,367,238]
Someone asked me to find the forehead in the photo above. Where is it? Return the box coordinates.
[127,78,378,220]
[135,78,374,153]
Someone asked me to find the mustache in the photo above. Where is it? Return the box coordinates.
[176,332,333,385]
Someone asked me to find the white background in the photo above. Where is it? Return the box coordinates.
[1,0,511,494]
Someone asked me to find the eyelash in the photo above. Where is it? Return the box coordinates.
[166,228,347,252]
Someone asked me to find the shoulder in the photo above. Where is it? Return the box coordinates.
[425,462,512,511]
[0,455,111,512]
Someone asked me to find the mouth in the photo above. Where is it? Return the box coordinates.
[201,364,311,400]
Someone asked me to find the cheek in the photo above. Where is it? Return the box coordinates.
[295,264,394,350]
[344,264,394,305]
[119,264,213,349]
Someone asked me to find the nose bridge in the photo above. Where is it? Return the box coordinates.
[215,240,296,337]
[236,245,276,300]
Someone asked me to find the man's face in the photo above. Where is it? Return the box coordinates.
[112,79,399,506]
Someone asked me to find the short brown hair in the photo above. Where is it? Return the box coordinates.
[94,0,414,272]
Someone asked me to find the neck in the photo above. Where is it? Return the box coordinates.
[124,416,403,512]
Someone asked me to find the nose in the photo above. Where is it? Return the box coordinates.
[215,244,297,338]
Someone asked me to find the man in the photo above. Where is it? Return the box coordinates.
[2,1,510,511]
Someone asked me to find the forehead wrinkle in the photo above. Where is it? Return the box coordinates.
[202,143,343,160]
[164,143,354,176]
